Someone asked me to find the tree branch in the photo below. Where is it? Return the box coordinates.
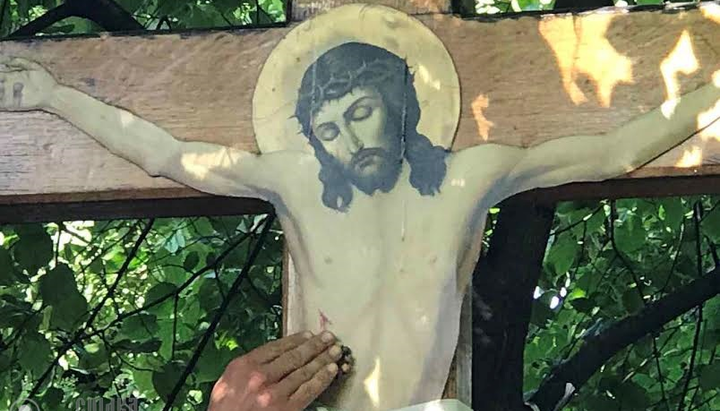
[9,0,142,38]
[161,214,275,410]
[27,219,154,398]
[529,265,720,411]
[472,197,556,411]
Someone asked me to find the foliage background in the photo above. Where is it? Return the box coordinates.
[0,1,717,411]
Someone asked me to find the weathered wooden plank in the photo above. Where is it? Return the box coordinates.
[0,4,718,208]
[291,0,451,20]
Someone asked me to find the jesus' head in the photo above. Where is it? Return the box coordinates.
[295,42,449,212]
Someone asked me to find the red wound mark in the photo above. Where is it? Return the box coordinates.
[319,310,333,331]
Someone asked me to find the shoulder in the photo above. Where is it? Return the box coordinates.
[446,144,524,180]
[256,150,323,203]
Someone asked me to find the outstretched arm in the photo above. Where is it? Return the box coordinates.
[459,81,720,203]
[0,57,304,199]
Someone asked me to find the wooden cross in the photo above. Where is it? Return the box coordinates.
[0,1,718,409]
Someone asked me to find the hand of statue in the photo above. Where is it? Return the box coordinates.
[0,57,58,111]
[208,331,346,411]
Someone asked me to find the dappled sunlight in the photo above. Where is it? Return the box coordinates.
[700,2,720,23]
[422,401,447,411]
[119,110,135,127]
[660,31,698,118]
[676,145,703,167]
[179,147,236,179]
[471,94,494,140]
[364,358,382,408]
[697,97,720,142]
[539,14,633,107]
[416,64,442,91]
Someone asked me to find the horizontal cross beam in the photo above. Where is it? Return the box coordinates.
[0,3,718,223]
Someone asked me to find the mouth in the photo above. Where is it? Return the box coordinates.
[351,149,385,170]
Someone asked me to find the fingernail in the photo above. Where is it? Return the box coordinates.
[303,331,313,339]
[321,331,335,343]
[329,345,342,358]
[327,363,338,373]
[342,363,351,372]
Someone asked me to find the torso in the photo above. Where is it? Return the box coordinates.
[274,152,508,410]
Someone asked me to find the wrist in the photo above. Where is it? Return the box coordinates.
[45,83,70,113]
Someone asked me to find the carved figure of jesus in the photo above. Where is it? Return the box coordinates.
[1,5,718,411]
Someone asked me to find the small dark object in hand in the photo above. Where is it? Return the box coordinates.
[336,345,354,378]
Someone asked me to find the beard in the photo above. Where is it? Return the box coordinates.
[346,146,402,195]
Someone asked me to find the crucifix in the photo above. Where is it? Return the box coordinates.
[1,3,719,411]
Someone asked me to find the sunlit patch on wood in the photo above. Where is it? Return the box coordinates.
[539,14,634,107]
[700,2,720,23]
[660,31,698,118]
[470,94,494,141]
[697,97,720,142]
[676,145,703,167]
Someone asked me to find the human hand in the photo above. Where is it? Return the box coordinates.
[208,331,348,411]
[0,56,58,111]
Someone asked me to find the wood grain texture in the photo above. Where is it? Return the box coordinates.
[0,5,718,207]
[292,0,452,20]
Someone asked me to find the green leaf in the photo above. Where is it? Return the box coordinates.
[42,387,63,409]
[116,0,145,13]
[699,363,720,390]
[586,394,618,411]
[153,361,186,403]
[621,289,644,314]
[659,198,684,229]
[547,238,578,276]
[49,292,88,330]
[18,0,32,20]
[133,369,155,397]
[614,381,651,409]
[570,297,595,313]
[78,342,108,370]
[145,282,177,316]
[38,264,88,329]
[530,299,554,328]
[703,206,720,242]
[0,247,16,286]
[196,342,225,383]
[155,0,187,17]
[121,313,160,341]
[13,225,53,275]
[615,215,646,253]
[586,209,605,233]
[18,333,53,376]
[183,252,200,271]
[39,264,80,306]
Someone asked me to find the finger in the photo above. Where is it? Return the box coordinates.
[247,331,313,364]
[272,344,343,398]
[6,57,42,71]
[262,332,336,383]
[288,363,339,409]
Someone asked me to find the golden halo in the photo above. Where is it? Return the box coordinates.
[252,3,460,153]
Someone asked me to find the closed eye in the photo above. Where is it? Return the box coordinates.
[316,123,340,141]
[348,105,373,121]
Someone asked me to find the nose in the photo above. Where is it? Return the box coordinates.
[340,122,364,154]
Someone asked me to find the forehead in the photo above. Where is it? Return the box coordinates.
[312,87,382,125]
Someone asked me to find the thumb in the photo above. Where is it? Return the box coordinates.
[1,56,43,71]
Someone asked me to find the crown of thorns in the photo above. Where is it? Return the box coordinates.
[298,58,410,117]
